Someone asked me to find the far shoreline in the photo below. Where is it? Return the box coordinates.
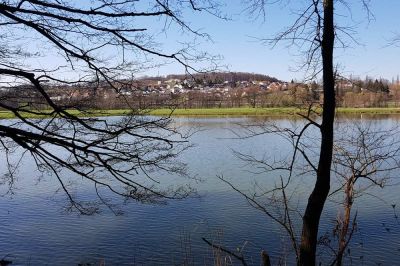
[2,107,400,119]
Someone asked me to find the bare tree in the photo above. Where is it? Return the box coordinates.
[224,115,320,265]
[0,0,222,214]
[298,2,335,264]
[218,0,375,265]
[223,117,400,265]
[327,123,400,266]
[238,1,336,264]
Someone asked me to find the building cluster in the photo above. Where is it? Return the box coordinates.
[2,73,400,110]
[114,78,289,96]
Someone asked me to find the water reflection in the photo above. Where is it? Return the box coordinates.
[0,116,400,265]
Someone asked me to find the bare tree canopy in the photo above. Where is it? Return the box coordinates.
[0,0,222,214]
[223,0,378,265]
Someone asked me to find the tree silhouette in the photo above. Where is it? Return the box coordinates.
[224,0,374,265]
[0,0,221,214]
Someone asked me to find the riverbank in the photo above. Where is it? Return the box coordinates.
[150,107,400,116]
[2,107,400,119]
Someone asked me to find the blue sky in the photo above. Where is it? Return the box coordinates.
[18,1,400,83]
[149,0,400,82]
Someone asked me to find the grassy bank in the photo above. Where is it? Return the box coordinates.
[149,107,300,116]
[152,107,400,116]
[336,107,400,114]
[0,109,131,119]
[2,107,400,119]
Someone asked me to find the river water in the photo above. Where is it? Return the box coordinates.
[0,116,399,265]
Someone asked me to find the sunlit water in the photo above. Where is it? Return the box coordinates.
[1,116,400,265]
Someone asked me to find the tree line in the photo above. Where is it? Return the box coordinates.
[3,77,400,110]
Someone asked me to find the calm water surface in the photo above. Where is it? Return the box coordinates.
[0,116,400,265]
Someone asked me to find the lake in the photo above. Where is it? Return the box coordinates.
[0,116,400,265]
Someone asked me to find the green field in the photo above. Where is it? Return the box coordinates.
[0,109,131,119]
[2,107,400,119]
[336,107,400,114]
[149,107,301,116]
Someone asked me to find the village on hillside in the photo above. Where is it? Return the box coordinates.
[1,72,400,110]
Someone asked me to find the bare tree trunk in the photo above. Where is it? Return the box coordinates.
[299,0,335,265]
[336,179,354,266]
[261,250,271,266]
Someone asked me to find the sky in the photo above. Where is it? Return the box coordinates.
[148,0,400,82]
[12,0,400,84]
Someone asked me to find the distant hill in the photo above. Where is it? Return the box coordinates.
[140,72,281,84]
